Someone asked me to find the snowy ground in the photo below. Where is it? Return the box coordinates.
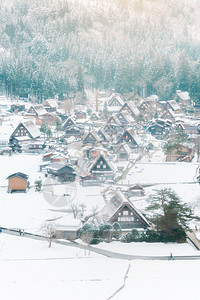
[94,241,198,256]
[1,148,200,299]
[0,154,106,233]
[0,234,128,300]
[122,161,199,185]
[114,260,200,300]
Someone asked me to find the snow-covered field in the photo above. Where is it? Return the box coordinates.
[114,260,200,300]
[94,241,198,256]
[0,149,200,299]
[0,234,128,300]
[123,162,199,185]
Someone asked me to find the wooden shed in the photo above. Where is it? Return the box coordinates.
[7,172,29,193]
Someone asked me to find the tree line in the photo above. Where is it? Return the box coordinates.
[0,0,200,103]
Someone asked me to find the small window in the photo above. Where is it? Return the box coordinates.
[123,211,129,216]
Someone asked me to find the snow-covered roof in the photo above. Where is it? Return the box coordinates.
[176,91,190,101]
[44,99,58,108]
[29,105,47,116]
[93,191,150,227]
[122,101,140,117]
[23,121,41,138]
[89,152,115,173]
[166,100,181,111]
[83,130,101,143]
[107,94,124,107]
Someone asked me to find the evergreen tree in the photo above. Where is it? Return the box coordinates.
[147,188,193,241]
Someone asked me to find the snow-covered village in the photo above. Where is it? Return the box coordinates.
[1,0,200,299]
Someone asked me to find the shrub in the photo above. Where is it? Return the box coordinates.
[90,238,103,245]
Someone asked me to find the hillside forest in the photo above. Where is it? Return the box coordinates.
[0,0,200,103]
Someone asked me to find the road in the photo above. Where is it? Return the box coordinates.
[1,227,200,261]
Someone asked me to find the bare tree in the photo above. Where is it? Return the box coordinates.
[41,222,57,248]
[70,203,79,219]
[81,231,93,256]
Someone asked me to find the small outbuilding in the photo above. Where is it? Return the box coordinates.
[7,172,29,193]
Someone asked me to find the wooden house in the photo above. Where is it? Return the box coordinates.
[43,99,58,112]
[43,152,54,161]
[90,147,108,160]
[115,143,132,161]
[46,163,76,182]
[63,117,76,129]
[118,128,141,149]
[89,153,115,181]
[106,115,122,134]
[92,191,150,229]
[90,112,100,121]
[164,100,181,114]
[97,128,110,143]
[175,90,191,107]
[9,121,41,145]
[51,154,68,163]
[165,143,195,162]
[147,122,165,136]
[127,185,145,197]
[65,125,84,138]
[107,115,122,127]
[160,109,176,123]
[107,94,124,113]
[27,142,46,154]
[10,104,25,113]
[139,100,151,112]
[25,105,47,118]
[74,106,87,119]
[82,130,101,146]
[116,111,135,126]
[37,112,58,126]
[103,123,118,136]
[7,172,29,193]
[119,101,140,119]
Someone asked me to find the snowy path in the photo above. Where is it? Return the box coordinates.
[2,227,200,261]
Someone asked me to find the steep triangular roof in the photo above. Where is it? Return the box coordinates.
[107,94,124,107]
[93,191,150,227]
[176,91,190,101]
[97,128,110,142]
[89,153,115,173]
[165,100,180,111]
[28,105,47,116]
[44,99,58,108]
[118,128,141,146]
[120,101,140,117]
[82,130,101,143]
[107,115,122,126]
[161,109,175,119]
[23,121,41,138]
[63,117,76,128]
[116,143,132,155]
[10,121,40,139]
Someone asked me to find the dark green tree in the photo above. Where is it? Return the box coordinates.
[147,188,193,242]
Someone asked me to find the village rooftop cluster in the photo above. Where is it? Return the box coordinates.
[0,89,200,241]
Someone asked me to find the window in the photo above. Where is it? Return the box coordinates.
[103,164,106,168]
[97,164,100,168]
[123,210,129,216]
[118,217,134,222]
